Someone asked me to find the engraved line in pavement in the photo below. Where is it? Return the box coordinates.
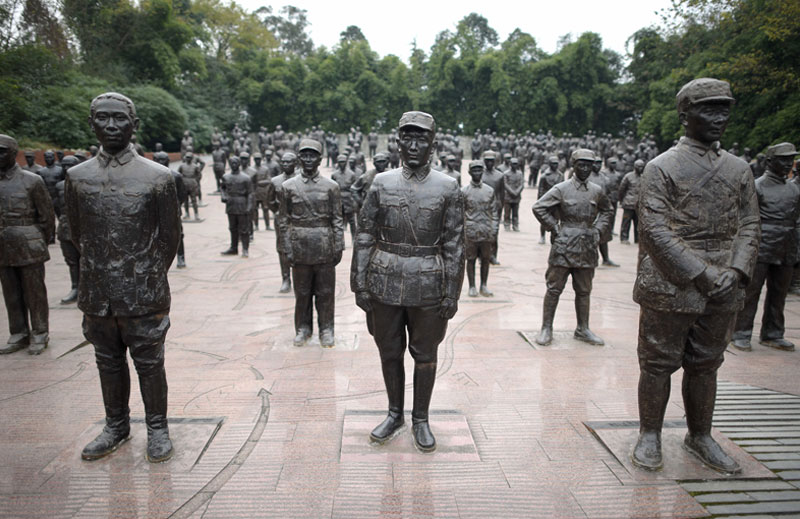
[0,361,87,403]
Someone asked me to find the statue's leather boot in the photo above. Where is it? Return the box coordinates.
[319,328,335,348]
[279,255,291,293]
[240,233,250,258]
[28,333,48,355]
[193,208,200,221]
[536,294,558,345]
[220,232,238,255]
[730,337,752,351]
[479,286,493,297]
[293,327,311,347]
[61,265,79,304]
[574,295,604,345]
[683,371,740,474]
[279,276,291,293]
[141,368,173,463]
[479,262,492,296]
[468,286,478,297]
[538,235,546,244]
[176,255,186,269]
[412,417,436,453]
[0,333,29,354]
[370,408,405,444]
[241,248,249,258]
[760,337,795,351]
[632,430,663,470]
[82,371,131,460]
[466,260,477,297]
[412,361,437,453]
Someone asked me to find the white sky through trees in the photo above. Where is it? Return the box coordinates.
[239,0,673,60]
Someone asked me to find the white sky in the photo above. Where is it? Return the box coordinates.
[239,0,674,60]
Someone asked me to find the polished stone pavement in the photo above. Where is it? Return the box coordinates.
[1,161,799,518]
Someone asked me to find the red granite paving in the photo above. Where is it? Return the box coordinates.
[1,161,798,518]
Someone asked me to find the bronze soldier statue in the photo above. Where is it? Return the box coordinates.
[351,111,465,452]
[503,157,524,232]
[211,142,226,193]
[619,159,644,244]
[249,152,271,232]
[462,160,498,297]
[537,155,564,244]
[730,142,799,352]
[65,93,181,462]
[22,150,41,173]
[351,152,389,212]
[178,151,201,220]
[631,78,760,474]
[220,156,253,258]
[55,155,82,303]
[533,149,613,347]
[278,139,344,348]
[0,134,55,354]
[332,153,358,241]
[37,150,63,204]
[444,155,461,185]
[481,151,504,264]
[268,151,298,293]
[592,156,618,267]
[153,151,187,268]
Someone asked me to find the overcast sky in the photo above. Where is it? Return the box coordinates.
[238,0,674,60]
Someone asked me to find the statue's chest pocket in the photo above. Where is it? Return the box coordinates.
[380,195,402,229]
[417,199,443,232]
[8,193,28,212]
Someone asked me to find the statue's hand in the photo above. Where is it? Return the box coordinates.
[695,265,721,296]
[355,291,373,313]
[438,297,458,320]
[709,268,740,300]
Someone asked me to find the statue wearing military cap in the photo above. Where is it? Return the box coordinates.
[247,151,271,233]
[179,151,201,220]
[481,150,504,263]
[268,151,298,293]
[537,154,565,244]
[351,111,465,453]
[0,134,55,355]
[532,148,613,347]
[731,142,799,352]
[631,78,759,475]
[332,152,358,241]
[350,152,389,212]
[462,160,499,296]
[220,155,253,257]
[278,139,344,348]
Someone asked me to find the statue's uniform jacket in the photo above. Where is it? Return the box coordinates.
[537,167,564,200]
[619,171,643,210]
[37,164,64,205]
[351,166,465,307]
[752,170,800,267]
[221,172,253,215]
[248,165,271,204]
[331,167,357,215]
[268,171,294,252]
[532,176,613,269]
[278,172,344,265]
[461,182,498,244]
[65,145,181,317]
[0,164,54,267]
[633,137,760,315]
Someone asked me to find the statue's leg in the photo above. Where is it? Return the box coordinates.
[537,265,567,345]
[315,263,335,347]
[0,267,30,351]
[367,301,407,443]
[731,262,767,350]
[760,264,794,347]
[292,264,313,344]
[573,268,602,345]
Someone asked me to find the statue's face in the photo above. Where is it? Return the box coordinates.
[254,157,262,166]
[549,160,559,170]
[768,155,795,177]
[337,158,346,169]
[682,101,730,145]
[469,167,484,183]
[483,158,495,171]
[447,158,456,169]
[374,158,388,172]
[229,157,240,171]
[592,160,602,173]
[25,154,35,165]
[0,145,15,170]
[398,127,435,169]
[573,159,593,181]
[280,156,296,174]
[44,152,55,165]
[298,150,321,176]
[90,98,138,154]
[634,162,645,174]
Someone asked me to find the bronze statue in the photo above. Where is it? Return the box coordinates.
[537,155,564,244]
[153,151,187,268]
[481,151,504,264]
[180,130,193,156]
[444,155,461,185]
[619,159,644,244]
[22,150,41,173]
[211,142,226,193]
[331,153,358,241]
[278,139,344,348]
[0,134,55,355]
[55,155,81,303]
[178,152,201,220]
[462,160,498,297]
[502,157,524,232]
[65,93,181,463]
[731,142,799,352]
[631,78,759,474]
[351,152,389,212]
[249,152,271,232]
[220,156,253,258]
[268,151,298,293]
[533,149,612,346]
[351,111,465,453]
[592,157,618,267]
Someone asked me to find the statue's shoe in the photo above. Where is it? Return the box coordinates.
[683,433,741,474]
[632,431,662,471]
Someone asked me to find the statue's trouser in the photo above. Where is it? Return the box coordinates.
[620,208,639,242]
[292,262,335,335]
[504,202,520,228]
[542,266,594,330]
[83,312,170,436]
[0,264,48,342]
[367,302,448,421]
[213,165,224,191]
[60,239,81,289]
[466,241,492,288]
[343,211,357,241]
[637,308,732,436]
[227,213,250,251]
[733,262,793,342]
[599,242,610,262]
[275,231,291,283]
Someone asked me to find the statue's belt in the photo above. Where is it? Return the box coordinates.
[0,217,36,226]
[291,220,330,228]
[377,241,440,257]
[685,238,732,251]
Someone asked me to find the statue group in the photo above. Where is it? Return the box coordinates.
[0,76,797,470]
